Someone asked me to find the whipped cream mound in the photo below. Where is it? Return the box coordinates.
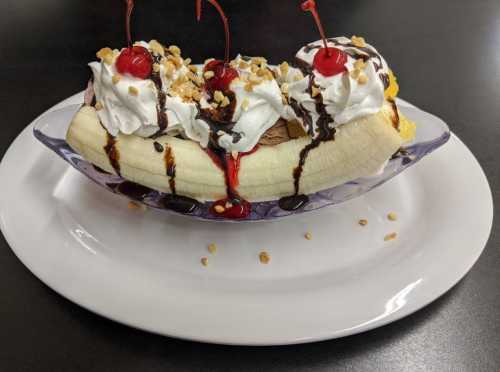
[89,36,395,154]
[196,55,285,153]
[90,41,198,138]
[278,36,390,139]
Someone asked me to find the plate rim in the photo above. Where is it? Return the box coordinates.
[0,93,494,345]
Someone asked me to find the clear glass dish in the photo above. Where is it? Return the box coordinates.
[33,100,450,221]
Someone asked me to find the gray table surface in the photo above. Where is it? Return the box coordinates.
[0,0,498,370]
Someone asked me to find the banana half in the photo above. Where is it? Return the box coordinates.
[66,100,410,204]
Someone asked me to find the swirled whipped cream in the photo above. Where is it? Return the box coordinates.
[90,41,194,137]
[195,55,285,153]
[279,36,390,138]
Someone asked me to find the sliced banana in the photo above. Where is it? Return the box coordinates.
[66,102,405,202]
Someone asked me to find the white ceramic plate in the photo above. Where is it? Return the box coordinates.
[0,93,493,345]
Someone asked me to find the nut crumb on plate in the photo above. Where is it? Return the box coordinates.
[358,219,368,226]
[208,243,217,254]
[384,232,397,241]
[305,232,312,240]
[201,257,209,266]
[387,212,397,221]
[259,251,270,264]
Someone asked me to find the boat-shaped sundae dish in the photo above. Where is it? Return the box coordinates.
[34,0,449,220]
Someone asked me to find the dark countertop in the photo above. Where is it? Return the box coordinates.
[0,0,498,370]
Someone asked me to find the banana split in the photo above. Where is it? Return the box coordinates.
[66,0,416,219]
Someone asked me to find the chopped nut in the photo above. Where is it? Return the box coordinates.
[259,251,271,264]
[201,257,209,266]
[192,90,202,101]
[168,45,181,56]
[94,101,104,111]
[354,58,366,70]
[225,201,233,209]
[251,56,267,67]
[214,205,225,213]
[358,74,368,85]
[208,243,217,254]
[293,72,304,81]
[96,47,113,61]
[305,232,313,240]
[164,61,175,78]
[311,86,321,97]
[279,61,289,76]
[257,68,268,78]
[211,102,219,109]
[204,70,215,79]
[350,69,361,79]
[351,35,367,48]
[249,74,262,84]
[244,83,254,92]
[239,60,249,69]
[281,83,289,94]
[188,65,198,73]
[213,90,225,102]
[204,58,215,65]
[264,70,274,81]
[153,63,161,73]
[128,86,139,96]
[112,74,122,84]
[241,98,250,111]
[387,212,397,221]
[220,96,230,108]
[184,58,192,66]
[384,232,397,241]
[149,40,165,56]
[358,219,368,226]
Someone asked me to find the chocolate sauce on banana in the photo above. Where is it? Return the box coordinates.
[279,77,335,211]
[160,143,200,214]
[195,92,253,218]
[104,133,121,176]
[153,141,164,153]
[149,64,168,137]
[388,98,400,129]
[164,144,176,194]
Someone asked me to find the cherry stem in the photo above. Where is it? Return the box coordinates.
[302,0,330,57]
[125,0,134,48]
[196,0,231,64]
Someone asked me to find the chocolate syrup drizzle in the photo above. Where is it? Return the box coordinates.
[153,141,164,153]
[388,98,400,129]
[196,91,240,143]
[104,133,121,176]
[279,76,336,211]
[161,144,200,214]
[196,93,249,210]
[149,53,169,138]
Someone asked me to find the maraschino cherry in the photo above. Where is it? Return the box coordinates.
[115,0,153,80]
[196,0,238,92]
[301,0,347,77]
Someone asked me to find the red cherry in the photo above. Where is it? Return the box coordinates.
[313,47,348,77]
[204,60,239,93]
[116,46,153,79]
